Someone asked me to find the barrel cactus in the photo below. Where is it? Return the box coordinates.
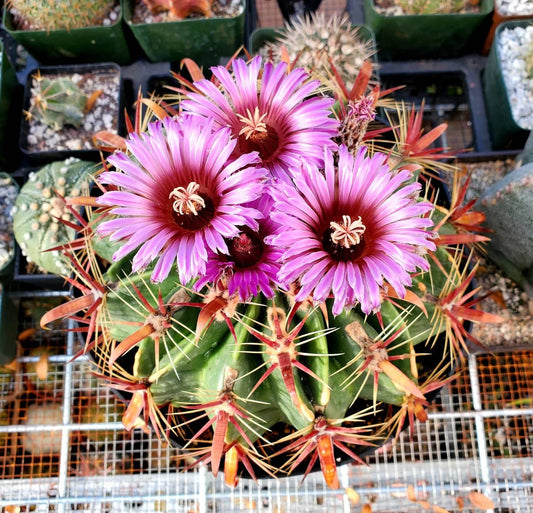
[13,158,97,276]
[7,0,114,31]
[40,55,502,488]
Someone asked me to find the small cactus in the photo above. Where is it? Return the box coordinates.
[13,158,97,276]
[7,0,114,31]
[397,0,465,14]
[26,74,89,131]
[477,162,533,292]
[260,13,376,91]
[141,0,213,19]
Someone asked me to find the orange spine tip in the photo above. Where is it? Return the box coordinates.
[317,435,339,489]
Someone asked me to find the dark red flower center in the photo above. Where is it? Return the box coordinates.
[322,215,367,262]
[227,227,264,268]
[236,107,280,162]
[169,183,215,231]
[238,126,280,162]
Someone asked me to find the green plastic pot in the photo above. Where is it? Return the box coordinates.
[123,0,246,65]
[0,172,18,281]
[2,3,132,65]
[361,0,494,60]
[482,19,533,150]
[0,40,19,168]
[0,284,17,366]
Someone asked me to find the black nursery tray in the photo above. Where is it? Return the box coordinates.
[379,57,524,159]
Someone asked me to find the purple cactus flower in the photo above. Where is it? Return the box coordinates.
[96,115,266,284]
[181,56,339,181]
[270,145,436,315]
[195,194,284,301]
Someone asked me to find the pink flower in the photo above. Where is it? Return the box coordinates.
[195,195,283,300]
[270,145,436,315]
[97,115,266,284]
[181,56,339,181]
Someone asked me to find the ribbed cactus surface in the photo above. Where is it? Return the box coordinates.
[8,0,114,31]
[38,52,502,488]
[27,75,88,130]
[13,158,96,275]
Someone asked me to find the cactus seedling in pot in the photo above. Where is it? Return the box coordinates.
[25,74,90,131]
[38,54,503,488]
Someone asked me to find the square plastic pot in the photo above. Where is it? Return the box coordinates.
[19,63,124,164]
[123,0,246,66]
[361,0,494,60]
[482,3,533,54]
[2,3,132,65]
[482,19,533,150]
[0,40,21,169]
[0,284,17,366]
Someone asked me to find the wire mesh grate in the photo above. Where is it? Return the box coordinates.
[1,293,533,512]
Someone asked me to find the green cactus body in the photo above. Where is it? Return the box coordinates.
[28,75,88,131]
[8,0,114,31]
[261,13,376,91]
[13,159,96,275]
[477,163,533,289]
[37,206,473,486]
[397,0,465,14]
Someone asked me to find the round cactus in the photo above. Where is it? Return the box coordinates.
[39,55,502,488]
[13,158,97,276]
[259,13,376,91]
[7,0,114,31]
[26,74,88,131]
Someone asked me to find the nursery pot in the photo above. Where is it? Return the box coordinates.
[123,0,246,66]
[0,40,20,169]
[361,0,494,60]
[0,173,19,282]
[19,63,124,164]
[482,1,533,55]
[0,284,17,366]
[2,3,132,65]
[482,19,533,150]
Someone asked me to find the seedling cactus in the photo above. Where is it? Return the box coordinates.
[397,0,465,14]
[37,53,503,488]
[26,74,90,131]
[260,13,376,91]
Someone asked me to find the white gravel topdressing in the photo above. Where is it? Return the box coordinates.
[498,24,533,130]
[496,0,533,16]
